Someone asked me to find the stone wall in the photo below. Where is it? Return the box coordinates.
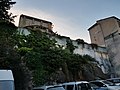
[51,36,111,74]
[18,27,111,76]
[105,33,120,77]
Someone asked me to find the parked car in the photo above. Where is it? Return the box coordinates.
[62,81,93,90]
[89,82,108,90]
[89,80,120,90]
[106,78,120,86]
[33,84,65,90]
[0,70,14,90]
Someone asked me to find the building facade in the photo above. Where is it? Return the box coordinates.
[88,16,120,77]
[19,14,53,34]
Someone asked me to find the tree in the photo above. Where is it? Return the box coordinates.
[0,0,16,22]
[15,30,59,86]
[0,22,17,66]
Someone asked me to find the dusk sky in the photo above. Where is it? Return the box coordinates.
[10,0,120,43]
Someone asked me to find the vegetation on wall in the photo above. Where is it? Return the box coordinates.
[55,33,70,40]
[76,39,85,44]
[15,29,103,85]
[66,39,77,53]
[91,43,98,49]
[75,39,87,48]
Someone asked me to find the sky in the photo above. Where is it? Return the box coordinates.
[10,0,120,43]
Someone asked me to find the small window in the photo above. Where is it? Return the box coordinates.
[32,19,35,24]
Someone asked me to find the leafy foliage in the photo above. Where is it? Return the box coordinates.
[66,39,76,53]
[0,21,17,66]
[13,28,99,86]
[0,0,16,22]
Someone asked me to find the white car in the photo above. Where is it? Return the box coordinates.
[33,84,65,90]
[62,81,93,90]
[89,80,120,90]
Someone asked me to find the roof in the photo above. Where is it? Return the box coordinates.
[88,16,120,31]
[97,16,120,22]
[0,70,14,80]
[33,85,64,90]
[20,14,52,24]
[88,23,98,31]
[90,80,105,82]
[62,81,89,85]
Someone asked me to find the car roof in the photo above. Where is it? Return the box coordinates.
[0,70,14,80]
[62,81,89,85]
[90,80,103,82]
[33,84,63,89]
[90,80,106,82]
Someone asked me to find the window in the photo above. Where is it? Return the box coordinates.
[85,83,92,90]
[66,85,74,90]
[78,83,90,90]
[90,82,106,87]
[77,83,92,90]
[47,86,64,90]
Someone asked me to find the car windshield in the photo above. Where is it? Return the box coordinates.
[89,83,100,88]
[90,82,106,87]
[108,79,120,83]
[47,86,64,90]
[112,79,120,83]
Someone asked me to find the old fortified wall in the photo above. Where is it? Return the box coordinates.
[18,14,112,77]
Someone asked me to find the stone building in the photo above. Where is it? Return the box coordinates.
[88,16,120,77]
[18,14,111,77]
[19,14,54,34]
